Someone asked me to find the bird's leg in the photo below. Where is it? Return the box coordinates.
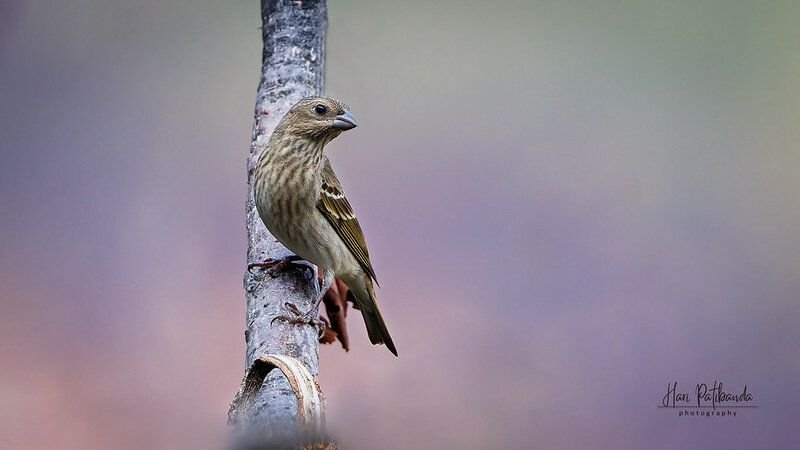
[269,267,334,339]
[247,255,312,278]
[312,267,335,317]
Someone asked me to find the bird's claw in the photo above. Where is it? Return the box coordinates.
[247,255,312,278]
[271,315,326,339]
[254,257,326,338]
[270,302,326,338]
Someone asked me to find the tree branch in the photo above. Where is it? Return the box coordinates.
[231,1,329,447]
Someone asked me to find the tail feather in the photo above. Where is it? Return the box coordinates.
[342,273,397,356]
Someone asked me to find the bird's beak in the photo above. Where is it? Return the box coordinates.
[331,111,358,130]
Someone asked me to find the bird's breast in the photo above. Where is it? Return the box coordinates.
[254,149,321,251]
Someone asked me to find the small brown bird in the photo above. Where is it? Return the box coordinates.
[252,96,396,356]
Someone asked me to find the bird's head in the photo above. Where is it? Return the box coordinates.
[279,96,357,140]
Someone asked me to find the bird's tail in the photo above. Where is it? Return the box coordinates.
[341,273,397,356]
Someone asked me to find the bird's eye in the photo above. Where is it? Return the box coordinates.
[314,104,327,115]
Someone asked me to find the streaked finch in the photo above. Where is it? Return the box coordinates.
[252,97,397,356]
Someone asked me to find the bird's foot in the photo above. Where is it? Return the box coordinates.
[271,302,327,338]
[247,255,311,278]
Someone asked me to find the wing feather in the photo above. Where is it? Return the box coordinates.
[318,158,378,283]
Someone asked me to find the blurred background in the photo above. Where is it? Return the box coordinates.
[1,1,799,449]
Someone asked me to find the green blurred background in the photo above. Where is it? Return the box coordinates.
[1,1,798,449]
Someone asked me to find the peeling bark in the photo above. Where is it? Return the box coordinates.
[232,1,329,447]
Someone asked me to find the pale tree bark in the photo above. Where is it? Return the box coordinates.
[228,1,332,448]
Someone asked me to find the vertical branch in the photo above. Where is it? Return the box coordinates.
[231,0,328,447]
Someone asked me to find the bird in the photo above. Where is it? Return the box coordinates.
[251,96,397,356]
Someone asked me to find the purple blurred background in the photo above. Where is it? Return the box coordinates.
[1,1,799,449]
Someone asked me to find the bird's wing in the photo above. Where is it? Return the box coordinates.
[318,157,378,283]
